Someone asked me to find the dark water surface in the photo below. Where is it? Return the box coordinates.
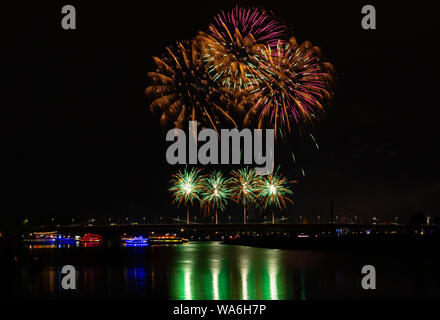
[9,242,440,299]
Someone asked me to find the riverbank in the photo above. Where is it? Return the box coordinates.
[223,234,440,254]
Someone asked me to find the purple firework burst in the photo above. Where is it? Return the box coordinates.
[209,6,287,48]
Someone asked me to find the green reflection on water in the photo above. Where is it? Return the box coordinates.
[20,241,306,299]
[170,242,295,300]
[300,270,306,300]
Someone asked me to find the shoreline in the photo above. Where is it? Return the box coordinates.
[222,235,440,254]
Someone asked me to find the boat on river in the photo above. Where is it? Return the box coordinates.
[23,231,57,244]
[149,234,188,244]
[79,233,102,243]
[121,235,149,245]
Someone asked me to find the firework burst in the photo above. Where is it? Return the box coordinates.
[258,168,295,209]
[169,167,204,224]
[201,171,231,224]
[258,167,296,223]
[229,167,261,224]
[197,31,262,93]
[242,37,335,138]
[199,6,288,93]
[209,6,287,49]
[146,40,239,132]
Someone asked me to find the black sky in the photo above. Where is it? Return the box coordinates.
[4,1,440,223]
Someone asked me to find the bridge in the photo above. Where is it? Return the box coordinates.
[28,222,432,239]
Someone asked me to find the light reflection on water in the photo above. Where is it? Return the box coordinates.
[12,242,440,299]
[26,242,102,249]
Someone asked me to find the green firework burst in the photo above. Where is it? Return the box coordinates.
[229,167,261,208]
[169,167,204,207]
[201,171,231,213]
[258,167,295,210]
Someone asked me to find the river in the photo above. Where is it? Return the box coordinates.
[9,241,440,299]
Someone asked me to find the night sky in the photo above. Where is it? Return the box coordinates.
[4,1,440,223]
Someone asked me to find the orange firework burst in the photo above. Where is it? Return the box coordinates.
[145,7,335,140]
[197,31,263,93]
[198,6,288,93]
[146,39,240,132]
